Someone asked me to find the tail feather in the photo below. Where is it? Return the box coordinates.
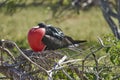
[65,36,87,44]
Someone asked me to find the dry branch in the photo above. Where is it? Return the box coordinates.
[0,37,119,80]
[100,0,120,39]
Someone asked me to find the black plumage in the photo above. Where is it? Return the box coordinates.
[38,23,86,50]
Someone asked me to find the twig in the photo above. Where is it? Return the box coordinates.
[98,54,108,63]
[62,69,74,80]
[0,47,16,63]
[116,0,120,25]
[0,77,9,79]
[48,55,74,80]
[0,47,3,65]
[3,40,48,75]
[100,0,120,39]
[91,49,100,80]
[82,38,105,80]
[47,55,67,80]
[61,59,82,65]
[112,74,120,80]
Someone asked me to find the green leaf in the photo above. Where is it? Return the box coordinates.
[106,47,111,53]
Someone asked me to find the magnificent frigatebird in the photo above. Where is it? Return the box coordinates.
[28,23,86,52]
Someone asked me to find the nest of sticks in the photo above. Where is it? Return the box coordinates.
[0,39,119,80]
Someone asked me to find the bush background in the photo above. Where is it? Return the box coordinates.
[0,0,111,49]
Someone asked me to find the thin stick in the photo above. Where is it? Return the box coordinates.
[4,40,48,74]
[0,47,16,63]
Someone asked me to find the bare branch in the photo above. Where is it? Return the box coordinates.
[0,47,16,63]
[62,69,74,80]
[2,40,48,74]
[100,0,120,39]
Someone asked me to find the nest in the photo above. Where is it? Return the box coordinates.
[0,40,86,80]
[0,39,120,80]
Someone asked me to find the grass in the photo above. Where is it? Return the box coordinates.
[0,6,112,49]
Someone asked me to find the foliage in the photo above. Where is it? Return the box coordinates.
[0,0,97,16]
[0,0,26,15]
[103,34,120,66]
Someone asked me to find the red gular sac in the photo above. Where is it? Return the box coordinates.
[27,26,46,52]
